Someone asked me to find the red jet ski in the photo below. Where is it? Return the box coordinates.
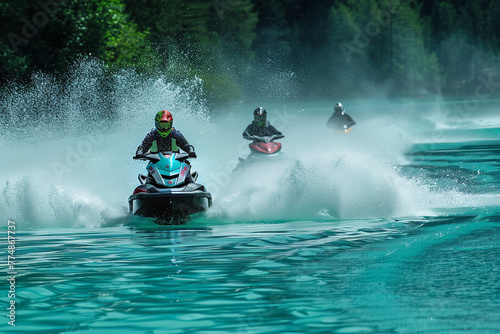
[248,134,284,155]
[249,141,282,155]
[234,134,285,171]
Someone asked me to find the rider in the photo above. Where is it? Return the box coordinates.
[136,110,196,181]
[326,102,356,132]
[243,107,284,142]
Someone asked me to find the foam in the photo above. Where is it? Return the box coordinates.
[1,61,498,227]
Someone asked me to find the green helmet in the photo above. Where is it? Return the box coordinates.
[155,110,173,138]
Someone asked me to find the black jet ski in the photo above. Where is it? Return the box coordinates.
[128,152,212,224]
[327,111,356,133]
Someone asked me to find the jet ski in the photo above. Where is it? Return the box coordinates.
[234,134,285,171]
[327,113,356,133]
[128,152,212,224]
[249,136,283,155]
[247,134,284,155]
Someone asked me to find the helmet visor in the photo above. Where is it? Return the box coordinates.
[157,122,171,130]
[255,114,266,126]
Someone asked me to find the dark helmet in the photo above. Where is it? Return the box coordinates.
[155,110,173,137]
[334,102,345,114]
[254,107,267,126]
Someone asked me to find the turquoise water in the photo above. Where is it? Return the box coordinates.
[1,66,500,333]
[6,213,500,333]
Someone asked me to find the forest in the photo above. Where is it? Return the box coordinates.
[1,0,499,105]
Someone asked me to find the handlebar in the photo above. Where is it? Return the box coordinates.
[272,134,284,141]
[133,151,194,162]
[250,134,284,143]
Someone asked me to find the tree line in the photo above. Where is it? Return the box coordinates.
[1,0,499,105]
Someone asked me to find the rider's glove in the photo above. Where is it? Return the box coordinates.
[187,145,197,158]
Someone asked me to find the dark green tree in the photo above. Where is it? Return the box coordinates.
[0,0,156,82]
[390,0,441,95]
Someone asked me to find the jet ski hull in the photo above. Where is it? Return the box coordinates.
[128,183,212,223]
[327,112,356,133]
[249,142,282,154]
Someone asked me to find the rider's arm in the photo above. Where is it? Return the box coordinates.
[268,124,283,137]
[344,113,356,125]
[136,129,156,155]
[243,124,261,140]
[243,131,254,140]
[173,130,196,157]
[326,114,338,128]
[242,124,253,140]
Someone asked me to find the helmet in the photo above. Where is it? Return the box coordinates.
[155,110,173,137]
[253,107,267,126]
[334,103,344,114]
